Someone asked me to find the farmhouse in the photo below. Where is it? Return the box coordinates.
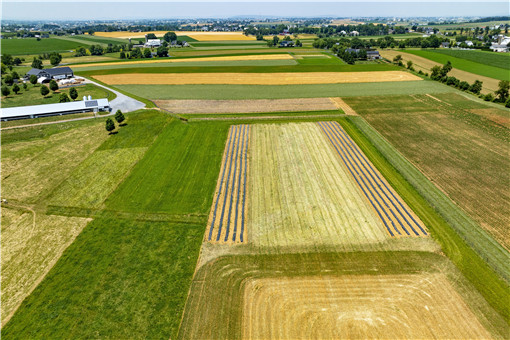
[0,96,110,121]
[279,40,294,47]
[24,67,74,82]
[367,50,381,60]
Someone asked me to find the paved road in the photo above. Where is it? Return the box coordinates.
[85,79,145,113]
[1,80,147,130]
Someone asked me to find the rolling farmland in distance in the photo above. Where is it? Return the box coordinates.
[2,16,510,340]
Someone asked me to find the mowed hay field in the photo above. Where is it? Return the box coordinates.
[94,71,421,85]
[344,93,510,250]
[154,98,339,114]
[71,54,295,68]
[379,50,500,93]
[242,274,491,339]
[246,123,426,250]
[179,251,508,339]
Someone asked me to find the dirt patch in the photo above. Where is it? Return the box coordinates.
[155,98,338,114]
[94,71,422,85]
[330,97,358,115]
[242,274,492,339]
[469,108,510,128]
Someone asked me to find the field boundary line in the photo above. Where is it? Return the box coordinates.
[426,94,452,106]
[329,97,358,115]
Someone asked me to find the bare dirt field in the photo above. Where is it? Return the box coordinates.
[242,273,493,339]
[71,54,294,68]
[94,71,422,85]
[1,206,91,325]
[379,50,499,93]
[330,97,358,115]
[155,98,338,114]
[207,125,250,244]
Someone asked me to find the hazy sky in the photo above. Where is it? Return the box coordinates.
[2,1,509,20]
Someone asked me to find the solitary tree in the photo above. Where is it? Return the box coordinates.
[69,87,78,100]
[59,93,70,102]
[23,82,28,90]
[156,45,168,57]
[29,74,38,85]
[4,74,14,86]
[11,71,19,80]
[119,51,126,59]
[114,110,125,124]
[49,79,59,92]
[105,118,115,134]
[143,48,152,58]
[163,31,177,43]
[392,55,403,64]
[31,57,43,69]
[40,85,50,97]
[495,80,510,102]
[49,53,62,66]
[1,86,10,97]
[272,36,280,46]
[12,83,20,94]
[146,33,157,39]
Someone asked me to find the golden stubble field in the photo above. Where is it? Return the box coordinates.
[71,54,294,68]
[242,273,493,339]
[95,71,422,85]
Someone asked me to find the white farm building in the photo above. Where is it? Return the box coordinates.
[1,96,110,121]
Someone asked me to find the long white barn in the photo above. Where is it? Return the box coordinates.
[1,97,110,121]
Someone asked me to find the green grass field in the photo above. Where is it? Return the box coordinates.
[1,83,116,108]
[404,49,510,81]
[432,49,510,70]
[1,38,85,55]
[114,81,453,100]
[105,120,228,216]
[1,218,204,339]
[58,35,128,46]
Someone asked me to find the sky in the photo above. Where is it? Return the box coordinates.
[2,1,509,21]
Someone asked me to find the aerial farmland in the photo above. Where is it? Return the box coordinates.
[1,3,509,339]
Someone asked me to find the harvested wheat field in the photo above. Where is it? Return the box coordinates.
[94,71,421,85]
[379,50,499,93]
[318,121,428,237]
[71,54,293,68]
[248,123,390,248]
[155,97,338,114]
[242,273,492,339]
[207,125,250,244]
[1,207,91,325]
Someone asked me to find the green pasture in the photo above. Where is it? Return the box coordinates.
[56,35,127,46]
[180,109,344,119]
[404,49,510,81]
[189,40,268,47]
[114,81,453,100]
[1,83,116,108]
[432,49,510,70]
[1,38,85,55]
[1,218,204,340]
[105,120,228,216]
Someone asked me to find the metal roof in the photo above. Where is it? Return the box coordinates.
[1,98,109,119]
[45,67,73,75]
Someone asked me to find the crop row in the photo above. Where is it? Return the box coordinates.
[318,121,428,238]
[207,124,250,243]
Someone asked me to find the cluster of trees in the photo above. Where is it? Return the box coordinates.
[265,35,302,47]
[105,110,126,134]
[244,23,406,38]
[119,45,169,59]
